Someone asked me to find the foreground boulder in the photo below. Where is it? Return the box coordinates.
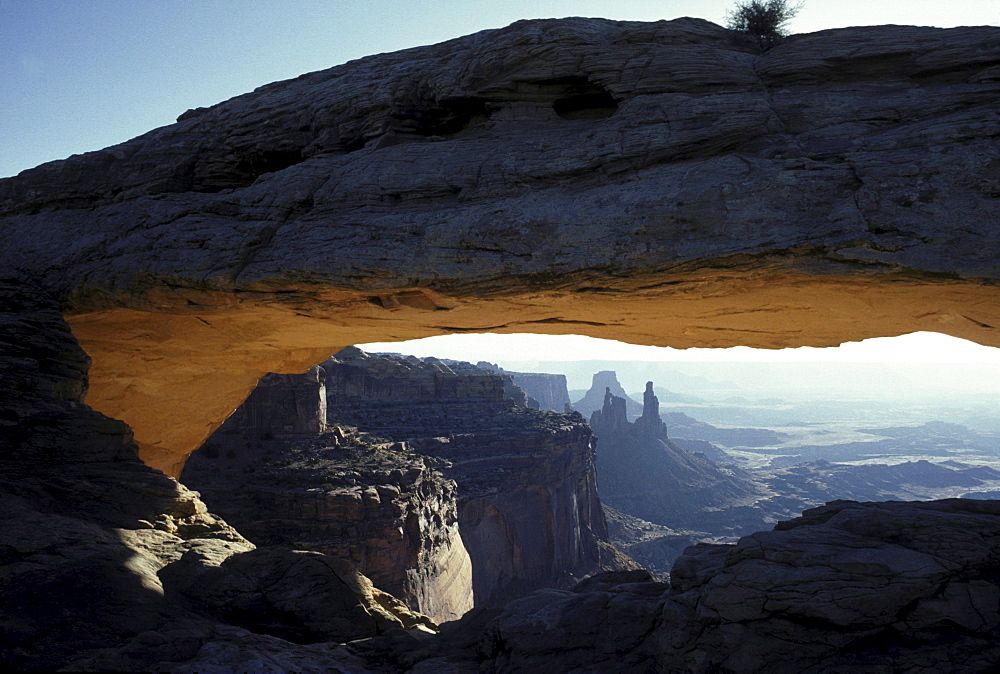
[397,499,1000,672]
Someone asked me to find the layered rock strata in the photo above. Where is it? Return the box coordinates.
[186,347,628,613]
[477,363,573,413]
[221,366,328,438]
[324,348,633,606]
[509,373,571,412]
[182,428,474,623]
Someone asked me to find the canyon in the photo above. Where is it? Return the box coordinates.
[1,14,999,672]
[182,347,630,620]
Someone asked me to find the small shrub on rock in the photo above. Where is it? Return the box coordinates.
[726,0,802,51]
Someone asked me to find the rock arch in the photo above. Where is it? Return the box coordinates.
[65,274,1000,477]
[1,17,997,476]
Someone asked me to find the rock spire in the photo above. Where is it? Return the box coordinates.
[633,381,668,438]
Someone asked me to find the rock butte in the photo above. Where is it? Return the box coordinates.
[0,18,998,475]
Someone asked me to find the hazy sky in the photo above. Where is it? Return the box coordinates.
[359,332,1000,365]
[2,0,997,178]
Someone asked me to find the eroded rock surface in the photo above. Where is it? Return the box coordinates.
[477,363,572,413]
[187,347,634,613]
[182,427,474,623]
[3,20,997,287]
[321,348,637,607]
[376,500,1000,672]
[226,366,328,437]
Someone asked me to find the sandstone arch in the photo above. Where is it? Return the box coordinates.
[1,18,998,476]
[66,274,999,476]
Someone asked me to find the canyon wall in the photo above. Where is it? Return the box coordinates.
[182,427,473,623]
[220,366,328,437]
[321,348,633,607]
[186,347,629,612]
[508,372,571,413]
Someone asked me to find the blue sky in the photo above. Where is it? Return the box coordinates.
[359,332,1000,364]
[1,0,996,178]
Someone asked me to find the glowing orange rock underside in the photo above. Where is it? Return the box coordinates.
[65,272,1000,477]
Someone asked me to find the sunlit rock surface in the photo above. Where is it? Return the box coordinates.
[0,18,996,473]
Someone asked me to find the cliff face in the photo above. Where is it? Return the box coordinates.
[475,362,572,412]
[590,379,760,530]
[186,347,628,612]
[327,347,508,402]
[319,348,632,607]
[412,419,625,607]
[508,372,571,413]
[181,429,474,623]
[221,367,328,437]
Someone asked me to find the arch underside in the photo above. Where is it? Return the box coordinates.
[66,267,1000,477]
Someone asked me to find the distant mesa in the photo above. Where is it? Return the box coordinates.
[572,371,642,419]
[476,361,572,413]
